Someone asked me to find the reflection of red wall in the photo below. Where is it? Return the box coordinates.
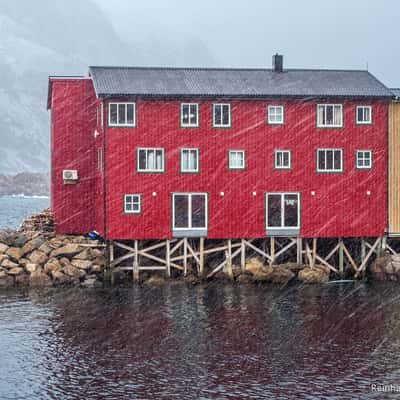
[104,98,388,240]
[49,78,98,234]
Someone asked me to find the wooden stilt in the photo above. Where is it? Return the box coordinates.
[241,238,246,273]
[270,237,275,265]
[133,239,139,282]
[166,239,171,278]
[305,241,313,268]
[199,237,205,277]
[312,238,317,267]
[355,237,381,278]
[226,239,234,280]
[339,239,344,277]
[183,238,188,276]
[361,238,366,264]
[297,238,302,264]
[109,241,115,285]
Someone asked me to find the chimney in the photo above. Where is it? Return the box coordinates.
[272,53,283,72]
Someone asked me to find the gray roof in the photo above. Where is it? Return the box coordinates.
[89,66,394,99]
[391,88,400,98]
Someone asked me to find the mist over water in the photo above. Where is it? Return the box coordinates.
[0,283,399,399]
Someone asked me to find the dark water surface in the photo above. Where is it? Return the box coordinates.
[1,283,400,399]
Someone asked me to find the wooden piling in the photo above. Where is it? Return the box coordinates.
[296,238,302,264]
[241,238,246,272]
[270,237,275,265]
[199,237,205,277]
[339,239,344,277]
[226,239,234,280]
[133,239,139,282]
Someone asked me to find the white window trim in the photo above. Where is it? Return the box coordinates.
[100,103,104,128]
[267,105,284,125]
[137,148,165,173]
[108,102,136,127]
[274,150,291,169]
[228,150,246,170]
[213,103,231,127]
[356,106,372,125]
[266,192,300,229]
[181,148,199,172]
[317,148,343,173]
[172,193,208,230]
[124,194,141,214]
[317,104,343,128]
[356,150,372,169]
[181,103,199,127]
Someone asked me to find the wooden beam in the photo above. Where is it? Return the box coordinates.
[133,239,139,282]
[339,239,344,276]
[274,238,297,260]
[305,241,313,268]
[296,238,302,264]
[355,237,381,278]
[243,239,272,262]
[166,239,171,278]
[312,238,317,267]
[183,238,188,276]
[241,238,246,273]
[270,237,275,264]
[170,239,184,256]
[324,242,341,262]
[315,254,339,273]
[342,242,358,272]
[186,240,200,266]
[226,240,234,280]
[207,247,242,278]
[199,237,205,277]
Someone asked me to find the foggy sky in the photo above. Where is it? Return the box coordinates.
[94,0,400,87]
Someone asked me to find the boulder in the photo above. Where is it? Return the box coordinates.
[6,247,23,262]
[0,276,14,287]
[44,259,62,274]
[298,266,330,283]
[92,256,105,267]
[74,249,92,260]
[0,243,9,254]
[28,250,49,266]
[91,248,104,258]
[71,259,92,270]
[15,273,30,285]
[268,266,295,284]
[18,258,29,267]
[29,270,52,287]
[370,256,396,281]
[62,264,86,279]
[21,237,46,256]
[51,244,82,258]
[25,263,39,274]
[38,243,53,255]
[51,270,70,285]
[7,267,24,276]
[13,234,30,248]
[1,259,18,269]
[0,254,8,264]
[245,257,265,275]
[252,265,274,282]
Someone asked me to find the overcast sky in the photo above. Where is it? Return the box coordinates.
[94,0,399,87]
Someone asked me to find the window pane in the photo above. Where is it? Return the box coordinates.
[139,150,147,170]
[276,152,282,167]
[182,150,189,170]
[326,150,333,169]
[357,108,364,122]
[326,106,333,125]
[222,105,230,125]
[182,104,190,124]
[118,104,125,124]
[283,152,289,166]
[334,105,342,125]
[333,151,341,170]
[190,150,197,170]
[317,105,324,125]
[365,107,370,122]
[191,195,206,228]
[110,104,118,124]
[284,194,299,227]
[174,195,189,228]
[155,150,163,170]
[190,105,197,125]
[267,194,282,227]
[318,150,325,170]
[147,150,155,169]
[127,104,134,125]
[214,105,222,125]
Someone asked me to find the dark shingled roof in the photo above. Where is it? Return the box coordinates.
[89,66,394,99]
[391,88,400,98]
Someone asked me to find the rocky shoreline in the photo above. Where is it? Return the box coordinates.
[0,209,397,288]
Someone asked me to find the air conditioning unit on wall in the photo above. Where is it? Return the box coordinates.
[63,169,78,183]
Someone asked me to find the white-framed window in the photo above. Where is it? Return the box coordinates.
[137,148,165,172]
[274,150,291,169]
[356,150,372,169]
[172,193,208,230]
[181,103,199,127]
[356,106,372,125]
[228,150,245,169]
[317,104,343,127]
[213,104,231,127]
[266,193,300,229]
[124,194,141,214]
[108,102,136,127]
[181,148,199,173]
[100,103,104,127]
[317,148,343,173]
[268,105,284,125]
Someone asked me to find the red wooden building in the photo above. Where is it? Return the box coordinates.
[47,55,393,243]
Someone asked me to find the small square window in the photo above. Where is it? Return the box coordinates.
[275,150,291,169]
[356,106,372,124]
[213,104,231,127]
[228,150,245,169]
[181,148,199,173]
[268,105,284,125]
[124,194,141,214]
[181,103,199,127]
[356,150,372,169]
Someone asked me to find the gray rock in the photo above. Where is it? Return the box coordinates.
[7,267,24,276]
[6,247,23,262]
[0,243,9,254]
[13,234,30,248]
[25,263,39,273]
[1,259,18,269]
[51,244,82,258]
[71,259,92,270]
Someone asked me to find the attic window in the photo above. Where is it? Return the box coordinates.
[356,106,372,124]
[213,104,231,128]
[268,105,284,125]
[181,103,199,127]
[109,102,136,127]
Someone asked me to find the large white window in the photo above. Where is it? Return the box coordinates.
[268,105,284,125]
[181,148,199,173]
[356,106,372,125]
[317,104,343,127]
[228,150,245,169]
[266,193,300,229]
[172,193,208,231]
[317,148,343,173]
[275,150,291,169]
[137,148,165,172]
[109,102,136,127]
[181,103,199,127]
[213,104,231,127]
[124,194,141,214]
[356,150,372,169]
